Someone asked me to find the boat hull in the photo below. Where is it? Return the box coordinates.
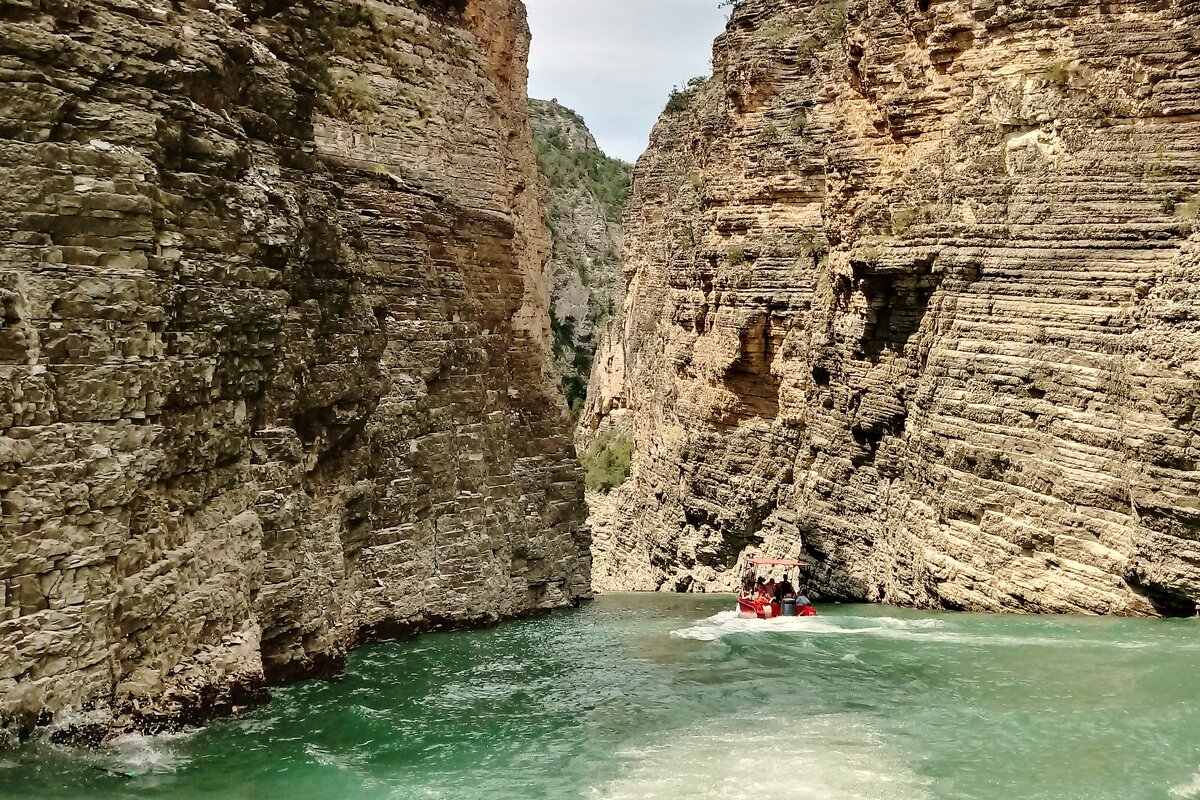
[737,598,782,619]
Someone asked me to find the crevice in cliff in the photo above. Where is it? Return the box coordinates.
[724,311,782,420]
[851,256,943,363]
[1125,575,1197,618]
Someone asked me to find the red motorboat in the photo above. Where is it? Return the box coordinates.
[737,557,817,618]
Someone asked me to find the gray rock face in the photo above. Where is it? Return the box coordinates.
[585,0,1200,615]
[0,0,589,738]
[529,99,629,414]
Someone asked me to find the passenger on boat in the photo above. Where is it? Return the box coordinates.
[763,577,777,600]
[795,594,817,616]
[775,576,795,602]
[741,571,757,596]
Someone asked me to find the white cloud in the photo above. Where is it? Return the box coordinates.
[526,0,729,163]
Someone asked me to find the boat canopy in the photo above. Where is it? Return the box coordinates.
[746,557,806,568]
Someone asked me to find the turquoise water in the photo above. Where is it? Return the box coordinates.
[4,594,1200,799]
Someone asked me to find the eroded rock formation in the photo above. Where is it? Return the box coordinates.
[0,0,589,739]
[586,0,1200,615]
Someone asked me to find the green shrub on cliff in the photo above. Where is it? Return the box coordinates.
[533,129,632,222]
[1042,59,1072,88]
[890,204,934,237]
[550,313,594,414]
[822,0,850,42]
[664,75,710,115]
[323,74,379,120]
[581,433,634,493]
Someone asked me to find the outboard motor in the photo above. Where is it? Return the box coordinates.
[782,597,798,617]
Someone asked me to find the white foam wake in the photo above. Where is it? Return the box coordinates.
[1172,771,1200,798]
[670,610,1159,650]
[588,712,930,800]
[670,611,945,643]
[102,730,195,773]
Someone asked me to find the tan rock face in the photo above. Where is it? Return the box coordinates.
[585,0,1200,615]
[0,0,589,737]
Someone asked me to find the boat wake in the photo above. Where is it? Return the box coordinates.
[588,712,930,800]
[1172,771,1200,798]
[671,611,945,643]
[670,610,1160,650]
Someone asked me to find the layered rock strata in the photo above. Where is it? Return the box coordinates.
[0,0,589,738]
[529,99,629,413]
[585,0,1200,615]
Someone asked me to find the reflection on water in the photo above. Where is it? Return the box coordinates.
[4,594,1199,800]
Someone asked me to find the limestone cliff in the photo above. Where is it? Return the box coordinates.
[586,0,1200,616]
[529,99,629,414]
[0,0,590,739]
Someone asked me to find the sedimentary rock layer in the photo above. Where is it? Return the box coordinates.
[586,0,1200,615]
[0,0,589,737]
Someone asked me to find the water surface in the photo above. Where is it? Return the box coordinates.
[4,594,1199,799]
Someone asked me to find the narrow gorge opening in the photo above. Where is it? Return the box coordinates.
[546,0,1200,627]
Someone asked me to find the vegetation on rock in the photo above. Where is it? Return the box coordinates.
[580,433,634,493]
[530,100,631,416]
[664,75,710,114]
[414,0,469,14]
[534,128,632,223]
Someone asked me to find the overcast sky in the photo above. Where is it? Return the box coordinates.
[526,0,730,163]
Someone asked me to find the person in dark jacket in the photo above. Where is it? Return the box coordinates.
[762,577,777,601]
[775,575,795,602]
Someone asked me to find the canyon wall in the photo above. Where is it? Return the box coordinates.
[0,0,590,739]
[586,0,1200,615]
